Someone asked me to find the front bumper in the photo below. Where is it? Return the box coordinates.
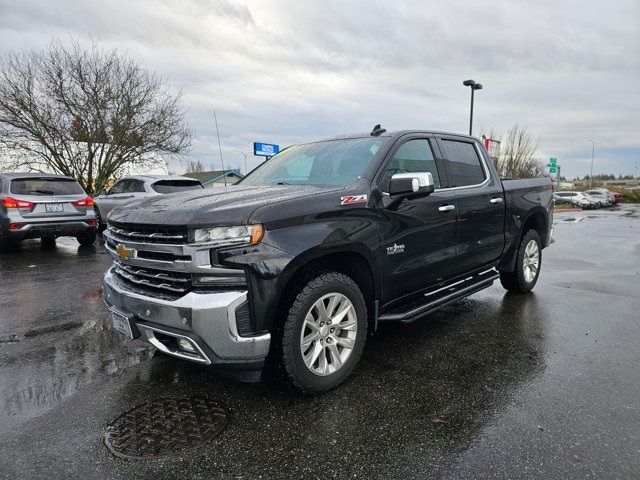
[102,267,271,368]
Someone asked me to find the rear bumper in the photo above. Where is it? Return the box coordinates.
[0,219,96,240]
[102,267,271,368]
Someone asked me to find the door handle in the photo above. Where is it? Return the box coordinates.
[438,204,456,212]
[490,197,504,204]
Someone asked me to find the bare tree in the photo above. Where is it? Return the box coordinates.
[0,39,193,193]
[484,125,547,179]
[185,160,205,173]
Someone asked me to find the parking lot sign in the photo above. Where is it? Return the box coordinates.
[549,157,557,174]
[253,142,280,157]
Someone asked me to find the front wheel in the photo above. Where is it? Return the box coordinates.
[281,272,367,393]
[500,229,542,293]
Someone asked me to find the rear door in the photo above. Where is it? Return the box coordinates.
[376,135,459,301]
[99,179,137,213]
[436,135,505,272]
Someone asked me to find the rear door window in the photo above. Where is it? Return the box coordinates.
[439,139,486,187]
[151,180,203,194]
[10,177,84,195]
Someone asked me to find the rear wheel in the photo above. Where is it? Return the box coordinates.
[281,272,367,393]
[40,236,56,249]
[76,229,97,246]
[500,229,542,293]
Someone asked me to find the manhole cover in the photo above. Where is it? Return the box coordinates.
[104,395,228,459]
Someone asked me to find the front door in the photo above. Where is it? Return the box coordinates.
[376,136,459,303]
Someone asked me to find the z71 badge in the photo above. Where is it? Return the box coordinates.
[340,194,368,206]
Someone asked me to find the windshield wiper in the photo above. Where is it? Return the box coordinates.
[276,182,291,185]
[28,189,55,195]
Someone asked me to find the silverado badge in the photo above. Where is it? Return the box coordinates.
[340,194,368,206]
[116,244,137,261]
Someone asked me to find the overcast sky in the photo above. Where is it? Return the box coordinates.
[1,0,639,178]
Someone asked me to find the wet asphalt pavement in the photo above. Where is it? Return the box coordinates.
[1,205,639,479]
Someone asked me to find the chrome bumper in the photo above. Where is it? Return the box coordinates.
[102,267,270,366]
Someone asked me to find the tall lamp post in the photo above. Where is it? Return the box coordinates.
[589,139,595,189]
[463,79,483,135]
[234,150,250,175]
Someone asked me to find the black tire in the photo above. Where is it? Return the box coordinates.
[95,207,107,233]
[500,229,542,293]
[281,272,367,393]
[76,229,97,246]
[40,236,56,249]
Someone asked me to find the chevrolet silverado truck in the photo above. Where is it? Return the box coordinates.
[102,126,553,392]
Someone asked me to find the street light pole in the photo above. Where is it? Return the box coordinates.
[234,150,250,175]
[463,79,483,136]
[589,139,595,189]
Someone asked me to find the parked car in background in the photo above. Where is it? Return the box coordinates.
[0,173,97,249]
[591,188,616,205]
[93,175,203,231]
[553,191,596,209]
[612,192,623,203]
[583,189,611,207]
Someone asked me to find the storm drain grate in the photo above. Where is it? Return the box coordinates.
[104,395,228,459]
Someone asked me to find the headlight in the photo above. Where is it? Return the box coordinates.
[192,225,264,245]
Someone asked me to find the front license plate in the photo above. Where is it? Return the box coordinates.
[111,311,134,339]
[45,203,64,213]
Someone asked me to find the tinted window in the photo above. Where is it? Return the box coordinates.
[384,139,440,189]
[10,177,84,195]
[240,138,387,187]
[152,180,203,194]
[130,180,146,193]
[108,180,127,194]
[439,140,486,187]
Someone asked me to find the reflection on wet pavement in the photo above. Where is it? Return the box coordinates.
[0,205,639,479]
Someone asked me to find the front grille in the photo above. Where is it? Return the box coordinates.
[108,222,188,244]
[113,263,191,294]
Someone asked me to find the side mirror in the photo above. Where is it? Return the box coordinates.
[98,188,108,196]
[389,172,435,198]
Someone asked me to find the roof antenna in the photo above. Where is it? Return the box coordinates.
[213,108,227,187]
[370,124,386,136]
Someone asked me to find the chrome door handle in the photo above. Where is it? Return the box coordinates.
[438,204,456,212]
[490,197,504,204]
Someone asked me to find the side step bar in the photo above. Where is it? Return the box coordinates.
[378,270,500,323]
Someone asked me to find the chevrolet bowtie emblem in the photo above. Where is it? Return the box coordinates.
[116,244,136,261]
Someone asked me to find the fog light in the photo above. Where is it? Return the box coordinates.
[177,338,197,353]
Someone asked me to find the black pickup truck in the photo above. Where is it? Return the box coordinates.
[102,126,553,392]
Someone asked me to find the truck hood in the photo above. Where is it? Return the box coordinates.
[107,184,340,226]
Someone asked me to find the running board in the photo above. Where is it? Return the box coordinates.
[377,270,500,323]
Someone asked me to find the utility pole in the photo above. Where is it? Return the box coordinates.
[589,139,595,189]
[463,79,483,135]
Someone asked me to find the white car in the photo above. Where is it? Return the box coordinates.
[583,189,612,207]
[591,187,616,205]
[94,175,203,231]
[553,191,597,209]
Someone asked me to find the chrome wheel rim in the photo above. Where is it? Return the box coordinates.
[300,292,357,376]
[523,239,540,283]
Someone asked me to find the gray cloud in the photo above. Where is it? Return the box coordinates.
[0,0,638,176]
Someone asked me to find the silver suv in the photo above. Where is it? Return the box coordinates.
[0,173,97,248]
[93,175,203,231]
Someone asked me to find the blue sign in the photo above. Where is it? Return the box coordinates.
[253,142,280,157]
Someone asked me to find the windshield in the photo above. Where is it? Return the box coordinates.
[10,177,84,195]
[151,180,203,194]
[240,137,387,187]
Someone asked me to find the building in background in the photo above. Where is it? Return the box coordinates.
[183,169,244,188]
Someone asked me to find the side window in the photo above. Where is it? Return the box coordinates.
[109,180,127,194]
[439,140,486,187]
[129,180,146,193]
[384,139,441,189]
